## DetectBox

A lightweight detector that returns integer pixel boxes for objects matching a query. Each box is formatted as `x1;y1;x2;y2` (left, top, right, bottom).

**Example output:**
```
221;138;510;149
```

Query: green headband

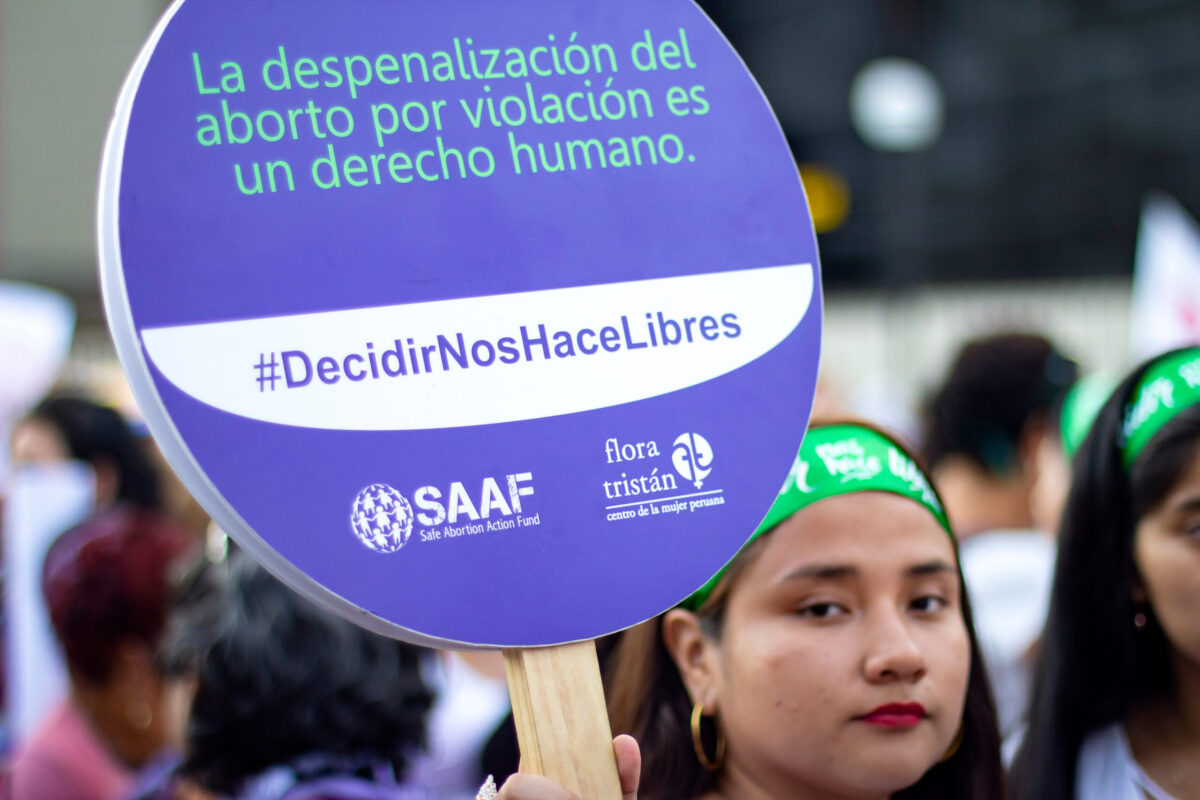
1122;348;1200;467
1060;372;1118;459
680;424;952;611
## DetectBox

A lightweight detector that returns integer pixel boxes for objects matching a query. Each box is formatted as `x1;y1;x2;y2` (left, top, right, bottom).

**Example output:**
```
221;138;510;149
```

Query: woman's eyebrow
780;564;857;582
778;560;957;583
907;560;957;577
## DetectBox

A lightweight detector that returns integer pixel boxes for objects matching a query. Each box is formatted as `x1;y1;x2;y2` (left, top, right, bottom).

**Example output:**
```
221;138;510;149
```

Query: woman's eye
910;595;948;613
798;602;848;620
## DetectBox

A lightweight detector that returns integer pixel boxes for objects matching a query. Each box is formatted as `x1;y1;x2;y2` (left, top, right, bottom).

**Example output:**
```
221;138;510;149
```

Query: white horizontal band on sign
141;263;812;430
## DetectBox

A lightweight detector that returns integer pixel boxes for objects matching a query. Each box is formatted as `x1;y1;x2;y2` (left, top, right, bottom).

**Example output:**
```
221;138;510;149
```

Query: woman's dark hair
1009;350;1197;800
922;333;1078;474
161;552;434;794
42;505;191;683
605;421;1005;800
26;393;161;510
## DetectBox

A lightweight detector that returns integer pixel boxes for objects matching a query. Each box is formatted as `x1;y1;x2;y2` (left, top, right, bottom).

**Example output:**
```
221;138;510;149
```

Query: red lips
859;702;927;728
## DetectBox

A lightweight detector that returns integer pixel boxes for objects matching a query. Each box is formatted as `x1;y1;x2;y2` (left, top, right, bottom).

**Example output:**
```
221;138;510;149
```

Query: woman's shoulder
1074;723;1142;800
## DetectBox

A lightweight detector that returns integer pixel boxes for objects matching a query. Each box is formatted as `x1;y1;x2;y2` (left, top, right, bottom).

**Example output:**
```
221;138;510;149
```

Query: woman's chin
841;739;943;794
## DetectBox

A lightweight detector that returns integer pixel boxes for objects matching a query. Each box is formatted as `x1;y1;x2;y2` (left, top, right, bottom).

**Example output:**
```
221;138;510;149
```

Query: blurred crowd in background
4;1;1200;799
2;319;1192;800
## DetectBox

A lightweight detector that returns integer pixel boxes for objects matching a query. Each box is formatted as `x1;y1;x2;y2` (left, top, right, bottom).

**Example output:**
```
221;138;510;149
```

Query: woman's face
1134;441;1200;672
676;492;971;799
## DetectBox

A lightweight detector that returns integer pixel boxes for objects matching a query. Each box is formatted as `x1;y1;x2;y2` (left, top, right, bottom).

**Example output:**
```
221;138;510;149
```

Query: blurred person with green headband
493;422;1004;800
1011;347;1200;800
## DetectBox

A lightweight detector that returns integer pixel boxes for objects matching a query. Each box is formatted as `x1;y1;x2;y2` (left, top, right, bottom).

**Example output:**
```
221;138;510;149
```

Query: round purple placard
99;0;821;648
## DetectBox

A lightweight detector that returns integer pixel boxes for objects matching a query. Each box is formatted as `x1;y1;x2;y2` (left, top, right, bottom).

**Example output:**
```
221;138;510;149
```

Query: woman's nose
862;610;927;684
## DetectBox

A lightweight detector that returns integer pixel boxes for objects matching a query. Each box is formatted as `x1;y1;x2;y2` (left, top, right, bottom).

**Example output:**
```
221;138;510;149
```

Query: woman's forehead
748;492;957;580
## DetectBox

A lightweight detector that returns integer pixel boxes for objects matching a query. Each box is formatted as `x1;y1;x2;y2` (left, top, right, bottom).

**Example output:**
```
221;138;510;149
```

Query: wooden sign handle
503;640;623;799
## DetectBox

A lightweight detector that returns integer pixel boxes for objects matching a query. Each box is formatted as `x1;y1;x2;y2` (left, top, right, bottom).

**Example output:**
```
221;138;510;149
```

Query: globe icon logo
350;484;414;554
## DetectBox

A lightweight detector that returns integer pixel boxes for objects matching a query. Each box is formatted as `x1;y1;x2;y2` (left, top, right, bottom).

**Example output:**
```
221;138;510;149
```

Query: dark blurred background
696;0;1200;287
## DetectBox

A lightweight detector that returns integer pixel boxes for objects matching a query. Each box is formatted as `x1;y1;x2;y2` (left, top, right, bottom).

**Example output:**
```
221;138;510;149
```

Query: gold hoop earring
690;702;726;772
938;725;963;763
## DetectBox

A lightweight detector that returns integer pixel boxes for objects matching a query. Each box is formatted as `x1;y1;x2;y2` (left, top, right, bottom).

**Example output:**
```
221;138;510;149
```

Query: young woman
499;421;1005;800
1011;347;1200;800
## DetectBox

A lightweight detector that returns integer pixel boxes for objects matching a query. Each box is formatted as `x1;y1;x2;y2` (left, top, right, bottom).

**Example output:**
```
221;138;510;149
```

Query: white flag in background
1130;193;1200;361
